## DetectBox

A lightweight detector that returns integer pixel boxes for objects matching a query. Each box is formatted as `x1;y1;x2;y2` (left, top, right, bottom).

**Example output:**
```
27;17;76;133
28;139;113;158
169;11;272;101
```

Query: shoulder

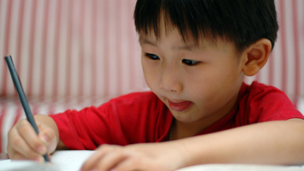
241;81;290;104
244;81;281;93
238;81;303;122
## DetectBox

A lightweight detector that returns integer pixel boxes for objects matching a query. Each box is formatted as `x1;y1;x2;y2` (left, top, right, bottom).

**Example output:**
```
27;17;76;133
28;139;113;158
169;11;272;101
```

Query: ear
242;38;272;76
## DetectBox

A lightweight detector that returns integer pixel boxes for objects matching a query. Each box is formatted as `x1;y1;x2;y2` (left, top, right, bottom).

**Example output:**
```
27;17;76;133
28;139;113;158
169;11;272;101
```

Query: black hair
134;0;279;53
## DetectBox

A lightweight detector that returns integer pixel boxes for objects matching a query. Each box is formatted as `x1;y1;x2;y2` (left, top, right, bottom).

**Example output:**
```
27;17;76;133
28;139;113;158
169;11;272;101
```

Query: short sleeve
49;92;171;150
239;82;304;124
50;102;125;150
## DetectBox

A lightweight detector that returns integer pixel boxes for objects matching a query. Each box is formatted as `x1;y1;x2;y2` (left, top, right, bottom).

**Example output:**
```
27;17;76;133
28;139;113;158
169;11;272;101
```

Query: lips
168;100;193;112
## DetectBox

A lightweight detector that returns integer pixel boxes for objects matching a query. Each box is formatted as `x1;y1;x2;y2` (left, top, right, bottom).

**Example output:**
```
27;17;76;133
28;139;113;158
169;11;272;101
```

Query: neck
169;119;205;140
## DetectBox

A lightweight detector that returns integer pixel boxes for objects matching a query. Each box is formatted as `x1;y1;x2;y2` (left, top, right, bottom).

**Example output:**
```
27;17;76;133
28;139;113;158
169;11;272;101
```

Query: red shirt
50;81;304;150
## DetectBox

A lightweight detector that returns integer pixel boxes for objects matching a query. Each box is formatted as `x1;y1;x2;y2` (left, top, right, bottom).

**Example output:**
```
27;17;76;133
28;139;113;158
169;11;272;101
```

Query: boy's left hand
80;142;187;171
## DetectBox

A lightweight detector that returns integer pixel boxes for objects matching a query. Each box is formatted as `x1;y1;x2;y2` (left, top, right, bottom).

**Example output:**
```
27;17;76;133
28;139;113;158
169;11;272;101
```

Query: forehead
138;31;198;52
138;29;218;50
138;28;240;58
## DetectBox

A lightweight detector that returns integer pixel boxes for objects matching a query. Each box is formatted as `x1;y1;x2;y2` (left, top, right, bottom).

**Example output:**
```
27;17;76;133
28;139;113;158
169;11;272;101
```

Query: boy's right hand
7;118;58;162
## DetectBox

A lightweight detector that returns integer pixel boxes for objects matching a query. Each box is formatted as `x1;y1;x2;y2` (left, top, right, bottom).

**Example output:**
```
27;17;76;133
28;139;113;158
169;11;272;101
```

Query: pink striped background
0;0;303;153
0;0;145;99
0;0;304;99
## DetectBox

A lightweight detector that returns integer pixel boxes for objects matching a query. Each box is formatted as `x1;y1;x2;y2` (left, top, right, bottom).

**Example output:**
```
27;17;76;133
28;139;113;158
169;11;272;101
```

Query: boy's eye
145;53;160;60
182;59;200;66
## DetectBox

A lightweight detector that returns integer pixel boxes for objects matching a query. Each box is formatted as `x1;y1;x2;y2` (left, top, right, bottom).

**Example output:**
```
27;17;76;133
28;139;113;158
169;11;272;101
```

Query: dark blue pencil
4;55;50;162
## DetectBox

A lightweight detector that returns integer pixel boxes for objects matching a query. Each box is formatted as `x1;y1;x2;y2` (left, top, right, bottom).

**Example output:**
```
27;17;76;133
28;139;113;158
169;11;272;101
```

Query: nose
159;64;183;93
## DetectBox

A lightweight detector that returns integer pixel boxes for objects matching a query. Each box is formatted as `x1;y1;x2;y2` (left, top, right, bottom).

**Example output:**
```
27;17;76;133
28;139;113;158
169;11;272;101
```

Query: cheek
141;59;158;89
220;63;243;85
209;58;241;83
186;63;240;100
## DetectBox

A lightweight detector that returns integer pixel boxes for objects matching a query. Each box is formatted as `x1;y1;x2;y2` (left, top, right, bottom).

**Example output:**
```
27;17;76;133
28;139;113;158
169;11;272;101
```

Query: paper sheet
1;151;304;171
0;150;94;171
176;164;304;171
51;150;94;171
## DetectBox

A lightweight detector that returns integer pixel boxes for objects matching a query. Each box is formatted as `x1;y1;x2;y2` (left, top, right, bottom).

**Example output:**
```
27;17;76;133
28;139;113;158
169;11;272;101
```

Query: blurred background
0;0;303;153
0;0;144;99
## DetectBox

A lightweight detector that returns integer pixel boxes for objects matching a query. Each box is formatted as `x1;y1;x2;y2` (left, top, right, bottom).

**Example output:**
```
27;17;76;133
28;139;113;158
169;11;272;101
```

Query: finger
112;158;142;171
9;151;28;161
7;124;20;157
17;120;47;155
37;123;57;153
81;145;114;171
8;126;45;161
115;159;167;171
10;150;44;162
81;145;124;171
95;151;129;171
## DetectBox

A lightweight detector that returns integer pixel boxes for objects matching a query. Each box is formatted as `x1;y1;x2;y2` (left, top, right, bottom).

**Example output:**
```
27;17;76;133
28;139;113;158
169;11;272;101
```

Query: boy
7;0;304;171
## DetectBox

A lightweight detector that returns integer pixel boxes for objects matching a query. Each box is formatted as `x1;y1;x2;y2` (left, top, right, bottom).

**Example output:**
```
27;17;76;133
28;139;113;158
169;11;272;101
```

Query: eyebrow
139;37;197;52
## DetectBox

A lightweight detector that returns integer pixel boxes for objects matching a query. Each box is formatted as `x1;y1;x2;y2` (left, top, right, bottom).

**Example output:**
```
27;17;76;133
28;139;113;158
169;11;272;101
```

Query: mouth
168;100;193;112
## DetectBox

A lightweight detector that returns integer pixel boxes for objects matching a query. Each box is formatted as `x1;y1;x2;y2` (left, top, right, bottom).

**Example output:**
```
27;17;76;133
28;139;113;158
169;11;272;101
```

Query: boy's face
139;24;246;129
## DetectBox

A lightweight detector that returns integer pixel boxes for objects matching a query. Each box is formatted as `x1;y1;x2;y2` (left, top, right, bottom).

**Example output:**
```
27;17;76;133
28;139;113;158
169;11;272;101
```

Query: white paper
176;164;304;171
51;150;94;171
1;151;304;171
0;160;61;171
0;150;94;171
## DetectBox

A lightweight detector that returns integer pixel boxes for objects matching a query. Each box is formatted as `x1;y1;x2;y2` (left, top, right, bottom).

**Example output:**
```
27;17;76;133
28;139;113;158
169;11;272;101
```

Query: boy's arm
180;118;304;166
81;119;304;171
